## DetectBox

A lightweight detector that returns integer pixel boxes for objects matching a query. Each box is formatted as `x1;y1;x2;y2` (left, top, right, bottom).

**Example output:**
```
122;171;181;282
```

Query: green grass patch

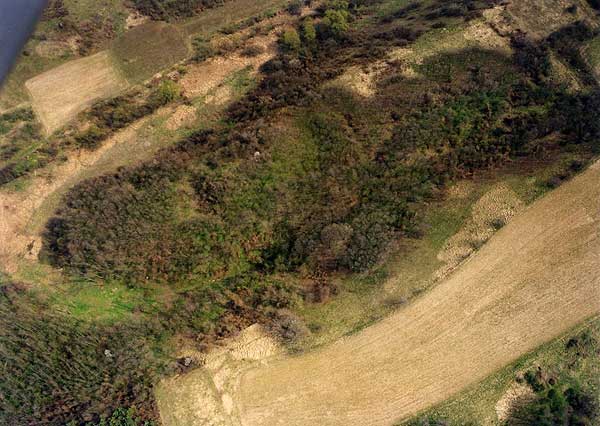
51;281;157;323
401;317;600;426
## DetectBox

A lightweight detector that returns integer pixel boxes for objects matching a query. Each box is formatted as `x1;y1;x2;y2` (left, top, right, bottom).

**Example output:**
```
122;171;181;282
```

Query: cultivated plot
25;51;128;134
111;21;190;83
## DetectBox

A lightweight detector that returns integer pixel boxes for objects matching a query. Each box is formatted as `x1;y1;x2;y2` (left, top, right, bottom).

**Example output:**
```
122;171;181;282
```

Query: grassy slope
181;0;288;37
402;317;600;425
111;22;190;83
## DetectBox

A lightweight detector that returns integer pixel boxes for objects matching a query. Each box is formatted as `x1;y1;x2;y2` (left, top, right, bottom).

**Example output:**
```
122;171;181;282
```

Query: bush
267;309;309;343
302;18;317;43
241;44;265;57
280;28;302;52
75;125;110;149
322;9;350;38
192;39;216;62
287;0;304;15
151;80;182;106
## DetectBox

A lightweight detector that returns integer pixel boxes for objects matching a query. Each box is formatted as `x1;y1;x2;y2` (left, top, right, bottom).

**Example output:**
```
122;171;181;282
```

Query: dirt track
231;160;600;426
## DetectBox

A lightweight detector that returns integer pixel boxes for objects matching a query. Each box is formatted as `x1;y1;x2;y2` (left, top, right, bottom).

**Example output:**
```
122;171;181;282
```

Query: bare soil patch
157;325;283;426
165;105;198;131
180;35;277;98
495;382;536;423
125;11;149;30
25;51;128;134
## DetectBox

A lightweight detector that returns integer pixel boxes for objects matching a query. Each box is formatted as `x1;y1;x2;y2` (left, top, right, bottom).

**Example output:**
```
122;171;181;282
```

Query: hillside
0;0;599;425
230;158;600;426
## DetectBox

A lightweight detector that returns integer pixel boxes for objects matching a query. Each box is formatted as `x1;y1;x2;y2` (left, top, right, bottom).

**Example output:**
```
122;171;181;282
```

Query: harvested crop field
25;51;128;134
112;22;190;83
159;160;600;426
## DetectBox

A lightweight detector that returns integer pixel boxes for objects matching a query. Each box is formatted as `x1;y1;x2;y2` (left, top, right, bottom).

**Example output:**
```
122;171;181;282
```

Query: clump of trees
44;0;600;284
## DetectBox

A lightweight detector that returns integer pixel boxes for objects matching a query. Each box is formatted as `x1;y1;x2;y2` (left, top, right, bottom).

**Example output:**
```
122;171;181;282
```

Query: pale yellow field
25;51;128;134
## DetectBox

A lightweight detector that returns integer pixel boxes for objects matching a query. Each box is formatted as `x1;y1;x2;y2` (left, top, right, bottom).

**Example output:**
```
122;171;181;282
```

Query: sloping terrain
227;159;600;426
2;0;600;424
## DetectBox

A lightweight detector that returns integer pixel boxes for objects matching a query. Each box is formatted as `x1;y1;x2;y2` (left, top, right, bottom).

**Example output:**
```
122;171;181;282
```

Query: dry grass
170;160;600;426
24;51;128;134
111;22;190;83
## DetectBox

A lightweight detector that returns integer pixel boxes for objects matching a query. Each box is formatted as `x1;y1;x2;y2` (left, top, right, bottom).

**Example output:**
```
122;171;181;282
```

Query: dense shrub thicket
508;330;600;426
27;1;600;424
44;0;600;282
